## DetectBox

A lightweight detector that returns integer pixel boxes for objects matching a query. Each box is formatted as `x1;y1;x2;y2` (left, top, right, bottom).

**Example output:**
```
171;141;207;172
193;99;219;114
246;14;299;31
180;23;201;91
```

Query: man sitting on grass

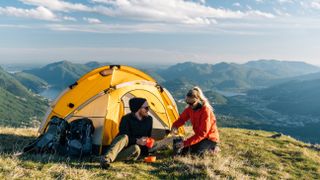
100;97;153;169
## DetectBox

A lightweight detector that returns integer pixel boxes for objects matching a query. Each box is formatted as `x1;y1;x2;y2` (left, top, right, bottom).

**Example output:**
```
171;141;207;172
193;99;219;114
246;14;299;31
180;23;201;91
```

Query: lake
39;88;62;100
215;90;246;97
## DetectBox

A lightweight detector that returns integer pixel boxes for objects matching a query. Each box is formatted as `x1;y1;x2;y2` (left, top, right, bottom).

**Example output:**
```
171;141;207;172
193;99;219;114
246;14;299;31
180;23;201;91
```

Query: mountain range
14;59;320;93
157;60;320;91
1;59;320;143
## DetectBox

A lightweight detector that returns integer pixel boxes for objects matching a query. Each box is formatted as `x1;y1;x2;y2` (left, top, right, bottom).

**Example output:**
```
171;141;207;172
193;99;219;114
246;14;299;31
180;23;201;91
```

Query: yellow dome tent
38;65;183;154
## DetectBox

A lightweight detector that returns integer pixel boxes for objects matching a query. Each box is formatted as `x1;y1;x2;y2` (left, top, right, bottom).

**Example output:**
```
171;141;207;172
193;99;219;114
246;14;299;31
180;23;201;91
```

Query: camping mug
146;137;155;148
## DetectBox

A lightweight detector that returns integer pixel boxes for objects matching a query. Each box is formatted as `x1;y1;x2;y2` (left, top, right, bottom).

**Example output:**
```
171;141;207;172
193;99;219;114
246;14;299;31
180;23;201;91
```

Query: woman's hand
136;137;147;146
171;127;178;135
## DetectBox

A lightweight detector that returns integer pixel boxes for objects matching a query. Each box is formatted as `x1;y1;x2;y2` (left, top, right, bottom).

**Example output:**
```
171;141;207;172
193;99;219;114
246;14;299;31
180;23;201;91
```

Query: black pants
180;139;217;156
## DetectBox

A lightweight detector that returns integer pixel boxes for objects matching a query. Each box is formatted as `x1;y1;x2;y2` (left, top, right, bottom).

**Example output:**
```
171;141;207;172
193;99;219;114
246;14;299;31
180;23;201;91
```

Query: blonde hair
187;86;214;111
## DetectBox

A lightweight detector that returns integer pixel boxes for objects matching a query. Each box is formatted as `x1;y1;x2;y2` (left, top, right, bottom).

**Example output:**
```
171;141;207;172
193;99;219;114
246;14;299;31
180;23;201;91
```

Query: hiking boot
100;156;111;169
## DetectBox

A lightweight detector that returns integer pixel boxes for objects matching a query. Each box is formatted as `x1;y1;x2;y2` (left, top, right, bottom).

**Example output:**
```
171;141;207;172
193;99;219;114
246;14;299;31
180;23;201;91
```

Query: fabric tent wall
39;65;184;148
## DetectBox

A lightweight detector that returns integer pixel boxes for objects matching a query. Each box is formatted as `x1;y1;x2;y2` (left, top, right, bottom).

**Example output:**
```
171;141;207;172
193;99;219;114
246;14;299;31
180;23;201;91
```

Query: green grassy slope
1;126;319;179
0;88;48;127
0;66;48;127
13;72;48;93
0;66;31;97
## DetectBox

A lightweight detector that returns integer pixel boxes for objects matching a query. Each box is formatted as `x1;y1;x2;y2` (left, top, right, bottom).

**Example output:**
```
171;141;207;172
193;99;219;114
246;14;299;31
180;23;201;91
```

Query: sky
0;0;319;65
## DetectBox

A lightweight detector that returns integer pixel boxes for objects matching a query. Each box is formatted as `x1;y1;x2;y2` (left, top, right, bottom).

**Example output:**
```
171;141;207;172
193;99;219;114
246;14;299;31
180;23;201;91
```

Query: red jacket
172;105;219;147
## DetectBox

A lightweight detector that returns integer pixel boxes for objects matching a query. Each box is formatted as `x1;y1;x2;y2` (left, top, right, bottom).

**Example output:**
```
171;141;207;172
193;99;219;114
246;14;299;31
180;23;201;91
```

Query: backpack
23;117;69;154
66;118;94;158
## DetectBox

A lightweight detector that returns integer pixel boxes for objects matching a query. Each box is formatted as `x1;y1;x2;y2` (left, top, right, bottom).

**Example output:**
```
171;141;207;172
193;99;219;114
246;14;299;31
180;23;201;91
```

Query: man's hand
136;137;147;146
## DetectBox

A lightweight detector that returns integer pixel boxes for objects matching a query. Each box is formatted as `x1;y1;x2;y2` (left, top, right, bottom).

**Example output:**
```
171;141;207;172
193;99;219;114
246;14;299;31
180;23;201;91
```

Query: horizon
1;0;320;65
1;59;320;70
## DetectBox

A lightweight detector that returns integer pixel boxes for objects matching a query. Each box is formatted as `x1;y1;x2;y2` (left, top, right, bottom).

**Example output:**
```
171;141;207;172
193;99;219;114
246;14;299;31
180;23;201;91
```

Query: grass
0;126;319;179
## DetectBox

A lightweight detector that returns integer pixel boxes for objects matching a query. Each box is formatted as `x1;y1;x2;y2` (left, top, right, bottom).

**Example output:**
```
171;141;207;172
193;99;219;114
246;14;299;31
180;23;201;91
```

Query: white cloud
278;0;294;4
48;17;311;35
0;24;31;29
246;10;275;18
311;1;320;9
20;0;91;12
233;2;241;7
91;0;274;25
83;17;102;24
0;0;278;32
300;1;320;10
273;8;290;17
13;0;274;25
0;6;58;21
63;16;77;21
47;23;179;33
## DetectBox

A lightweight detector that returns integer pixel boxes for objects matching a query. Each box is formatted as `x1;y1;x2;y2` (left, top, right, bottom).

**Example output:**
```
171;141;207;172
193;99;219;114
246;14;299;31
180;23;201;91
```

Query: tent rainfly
38;65;184;154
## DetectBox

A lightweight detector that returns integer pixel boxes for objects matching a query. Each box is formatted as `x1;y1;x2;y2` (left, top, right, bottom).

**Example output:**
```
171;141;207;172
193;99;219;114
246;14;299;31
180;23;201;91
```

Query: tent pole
99;66;117;155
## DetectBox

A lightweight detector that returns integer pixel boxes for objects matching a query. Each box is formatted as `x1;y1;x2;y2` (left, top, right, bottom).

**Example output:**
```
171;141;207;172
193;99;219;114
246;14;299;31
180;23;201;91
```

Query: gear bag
66;118;94;157
23;117;69;154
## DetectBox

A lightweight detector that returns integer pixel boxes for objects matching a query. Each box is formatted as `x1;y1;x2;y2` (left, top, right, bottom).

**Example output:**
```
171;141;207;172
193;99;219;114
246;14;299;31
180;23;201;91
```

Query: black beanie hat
129;97;147;113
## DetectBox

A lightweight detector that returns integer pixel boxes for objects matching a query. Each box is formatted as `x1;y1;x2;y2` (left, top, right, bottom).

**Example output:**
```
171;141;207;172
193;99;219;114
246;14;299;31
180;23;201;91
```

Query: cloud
273;8;290;17
198;0;206;4
47;23;179;33
278;0;294;4
0;6;58;21
311;1;320;9
12;0;274;25
83;17;102;24
246;10;275;18
0;24;31;29
20;0;91;12
300;1;320;10
91;0;274;25
233;2;241;7
47;17;310;35
63;16;77;21
1;0;278;33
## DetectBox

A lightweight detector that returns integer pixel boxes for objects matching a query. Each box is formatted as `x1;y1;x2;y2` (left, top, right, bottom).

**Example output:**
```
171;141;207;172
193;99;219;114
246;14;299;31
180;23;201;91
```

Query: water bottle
173;136;183;155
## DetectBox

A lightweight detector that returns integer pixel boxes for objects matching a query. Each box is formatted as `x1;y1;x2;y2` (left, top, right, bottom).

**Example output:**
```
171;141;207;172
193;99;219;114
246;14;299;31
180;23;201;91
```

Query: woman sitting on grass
171;86;220;156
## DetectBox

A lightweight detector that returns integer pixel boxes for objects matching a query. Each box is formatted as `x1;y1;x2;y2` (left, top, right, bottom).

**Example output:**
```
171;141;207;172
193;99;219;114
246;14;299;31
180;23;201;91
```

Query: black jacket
118;113;153;154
